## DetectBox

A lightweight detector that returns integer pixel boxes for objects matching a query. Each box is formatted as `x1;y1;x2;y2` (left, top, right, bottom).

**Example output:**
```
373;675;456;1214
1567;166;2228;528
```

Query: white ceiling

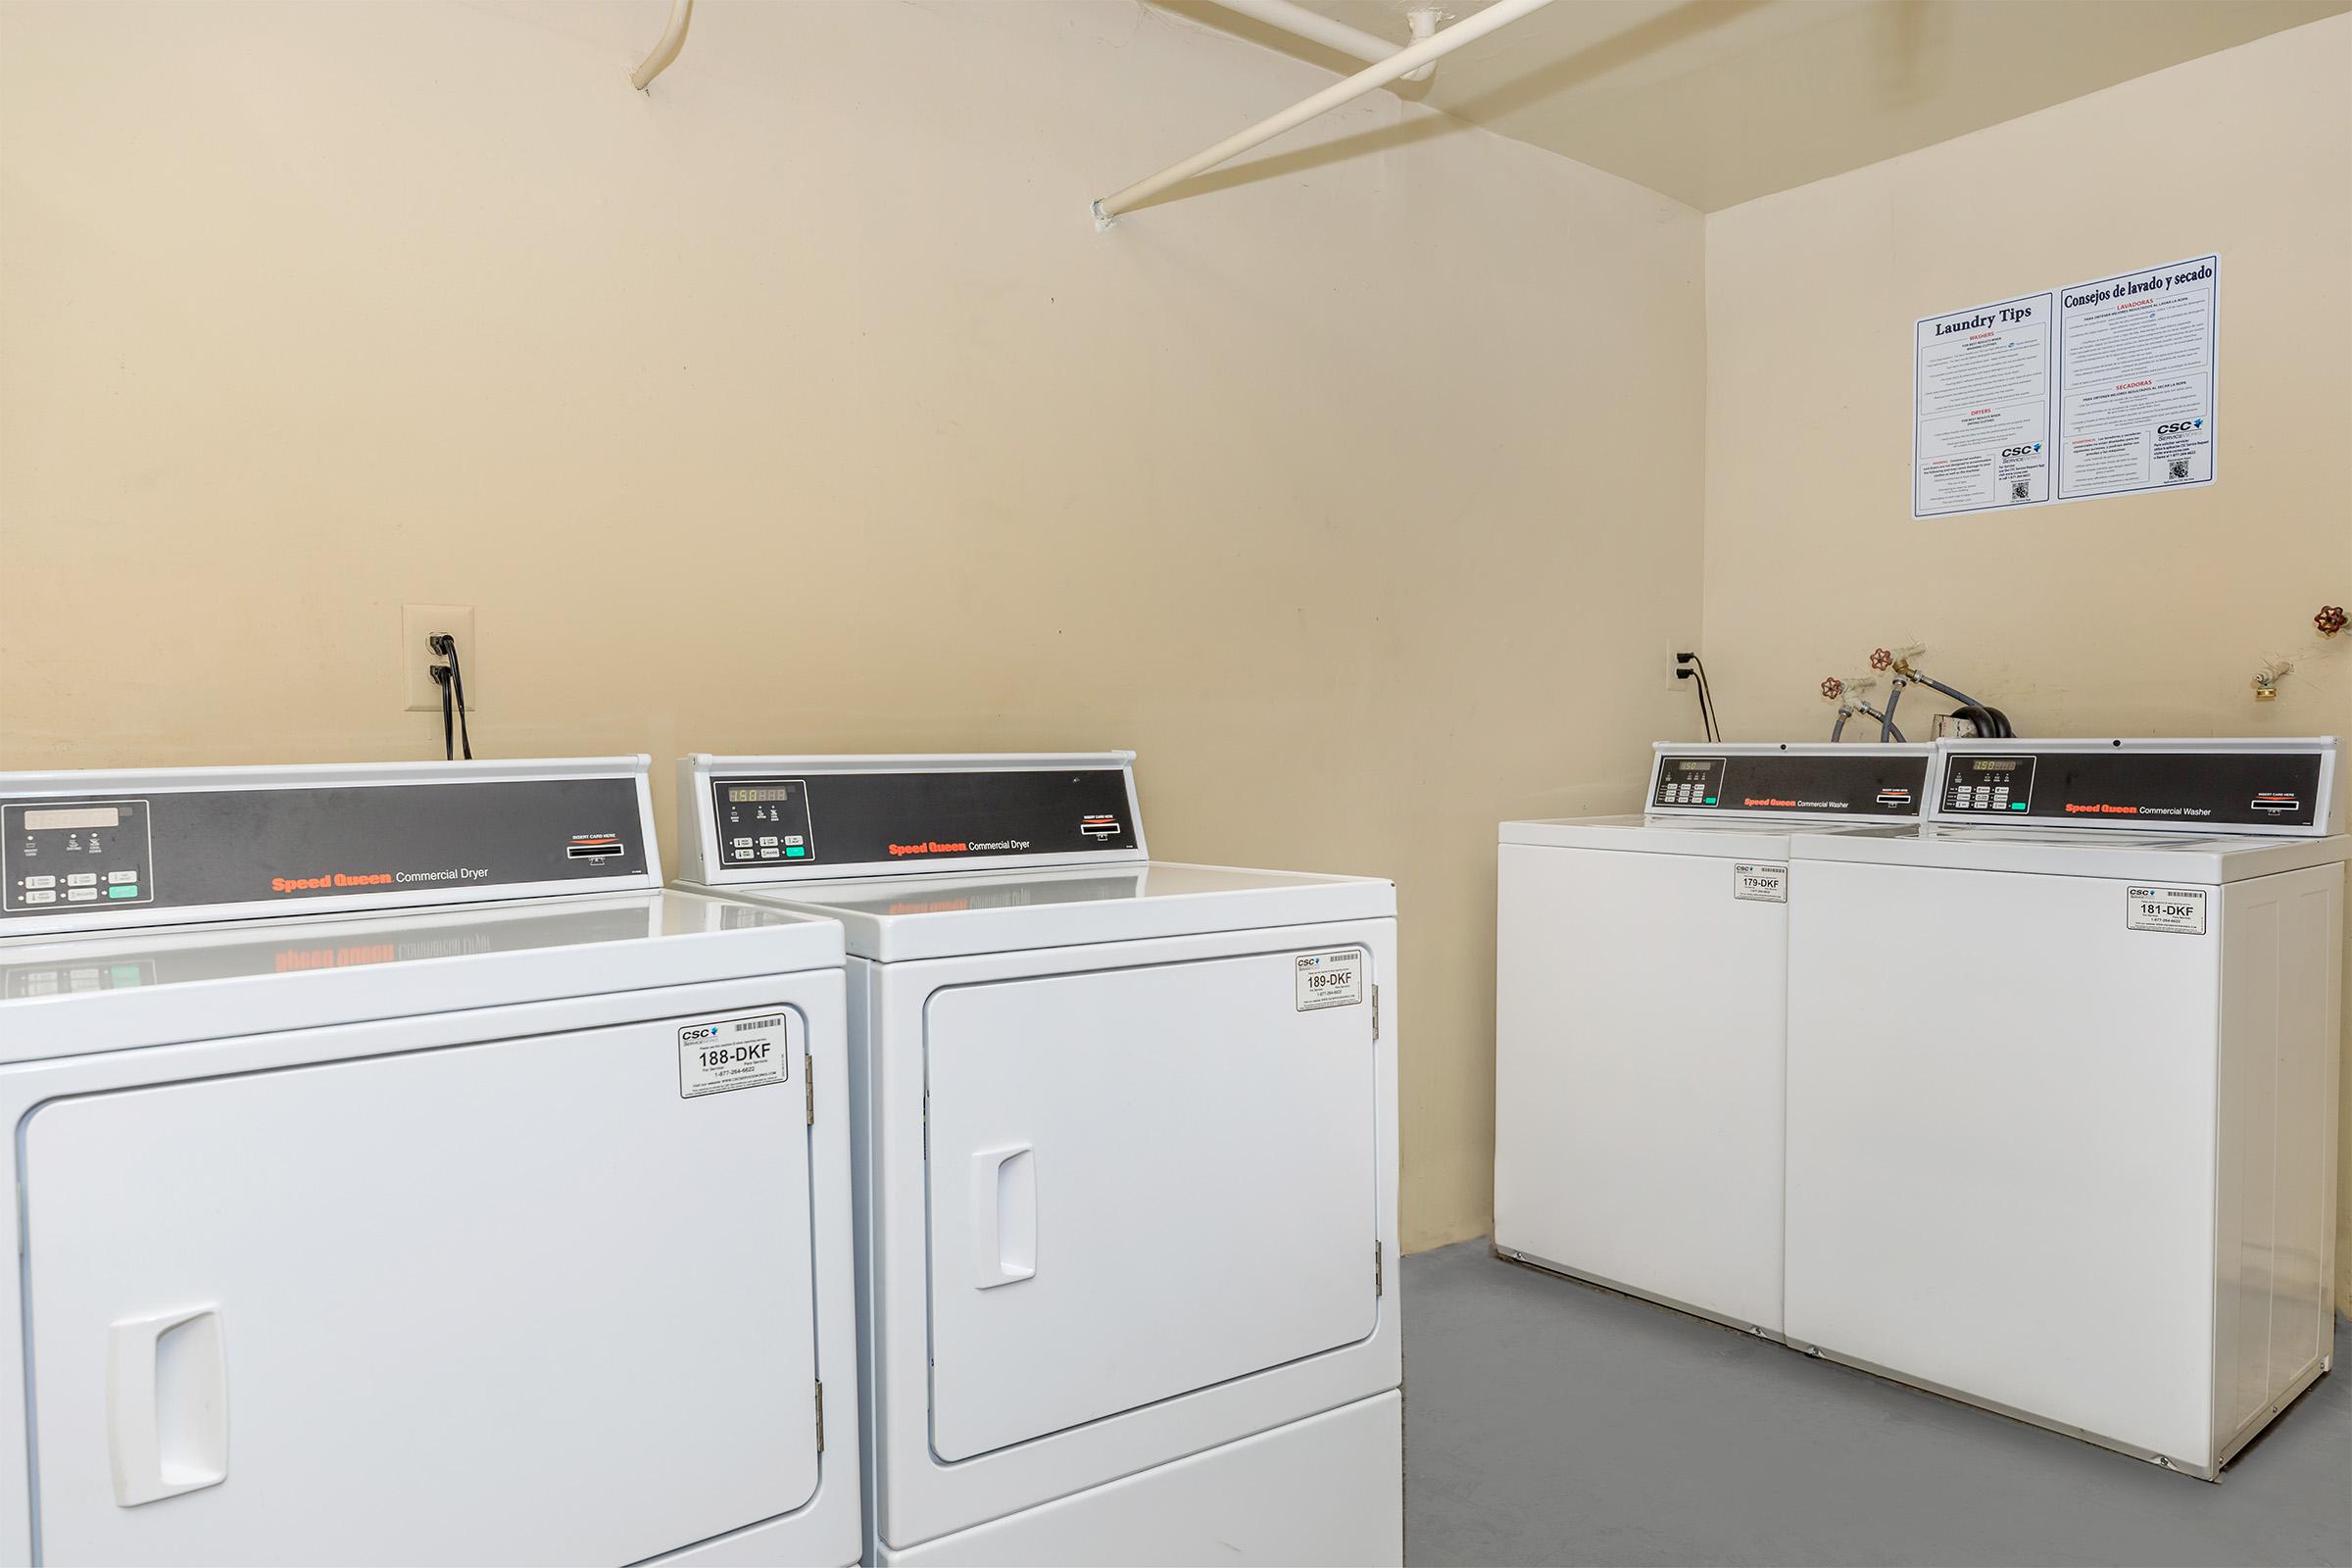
1165;0;2349;211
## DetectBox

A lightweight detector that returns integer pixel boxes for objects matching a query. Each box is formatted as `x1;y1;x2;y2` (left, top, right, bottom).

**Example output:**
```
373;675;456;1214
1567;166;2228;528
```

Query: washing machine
672;753;1401;1567
0;757;860;1566
1786;737;2346;1477
1494;742;1932;1336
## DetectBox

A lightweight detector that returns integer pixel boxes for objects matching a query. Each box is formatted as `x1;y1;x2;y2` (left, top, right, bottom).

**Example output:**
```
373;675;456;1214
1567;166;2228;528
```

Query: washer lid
1501;814;1907;858
0;890;842;1060
1788;822;2352;881
684;861;1393;961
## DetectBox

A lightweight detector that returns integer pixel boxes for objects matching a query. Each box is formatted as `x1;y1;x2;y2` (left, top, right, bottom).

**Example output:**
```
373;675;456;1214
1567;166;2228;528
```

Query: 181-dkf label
2126;887;2207;935
679;1012;792;1098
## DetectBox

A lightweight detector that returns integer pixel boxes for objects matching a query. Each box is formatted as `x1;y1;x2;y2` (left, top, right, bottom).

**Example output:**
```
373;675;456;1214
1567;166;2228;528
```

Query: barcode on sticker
1295;950;1364;1011
679;1013;791;1098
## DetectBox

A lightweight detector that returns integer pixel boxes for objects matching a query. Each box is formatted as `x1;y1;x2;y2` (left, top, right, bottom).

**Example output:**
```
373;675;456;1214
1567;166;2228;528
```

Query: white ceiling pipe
630;0;693;90
1216;0;1441;82
1096;0;1555;224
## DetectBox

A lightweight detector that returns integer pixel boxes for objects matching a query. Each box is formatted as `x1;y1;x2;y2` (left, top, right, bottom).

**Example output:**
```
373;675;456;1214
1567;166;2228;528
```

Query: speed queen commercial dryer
1786;737;2347;1477
0;757;859;1566
675;753;1400;1566
1494;743;1931;1336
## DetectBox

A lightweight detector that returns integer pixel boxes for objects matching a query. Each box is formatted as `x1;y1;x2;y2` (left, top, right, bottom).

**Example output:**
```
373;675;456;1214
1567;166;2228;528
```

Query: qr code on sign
2010;479;2031;502
2168;459;2191;480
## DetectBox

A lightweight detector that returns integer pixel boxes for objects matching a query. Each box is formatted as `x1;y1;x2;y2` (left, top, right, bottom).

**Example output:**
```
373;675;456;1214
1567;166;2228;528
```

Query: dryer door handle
107;1305;229;1507
972;1145;1037;1290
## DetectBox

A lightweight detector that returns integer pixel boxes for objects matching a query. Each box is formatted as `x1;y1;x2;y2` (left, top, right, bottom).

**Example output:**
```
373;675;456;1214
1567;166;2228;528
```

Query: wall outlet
402;605;481;712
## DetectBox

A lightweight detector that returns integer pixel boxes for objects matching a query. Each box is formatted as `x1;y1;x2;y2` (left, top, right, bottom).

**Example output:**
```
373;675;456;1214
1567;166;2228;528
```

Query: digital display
22;806;120;831
1973;760;2020;772
1676;760;1712;772
728;786;795;803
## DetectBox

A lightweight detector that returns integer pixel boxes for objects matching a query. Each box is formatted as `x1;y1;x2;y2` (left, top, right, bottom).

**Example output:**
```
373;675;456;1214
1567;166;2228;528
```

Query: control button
107;886;139;900
22;875;53;890
22;890;55;905
784;835;804;847
785;846;808;858
107;869;137;884
67;888;98;902
759;836;779;847
760;847;782;858
731;837;754;849
67;873;96;887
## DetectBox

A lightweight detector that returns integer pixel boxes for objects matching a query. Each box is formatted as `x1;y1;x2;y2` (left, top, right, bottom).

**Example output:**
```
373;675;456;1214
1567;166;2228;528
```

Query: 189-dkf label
1295;949;1365;1011
679;1012;793;1098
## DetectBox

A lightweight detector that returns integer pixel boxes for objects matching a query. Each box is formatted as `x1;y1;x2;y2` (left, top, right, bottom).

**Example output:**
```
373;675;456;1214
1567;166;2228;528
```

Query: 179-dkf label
679;1012;792;1098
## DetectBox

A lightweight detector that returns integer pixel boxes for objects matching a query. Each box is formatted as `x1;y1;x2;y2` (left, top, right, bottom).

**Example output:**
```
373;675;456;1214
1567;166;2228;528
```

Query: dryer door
21;1004;821;1567
923;948;1379;1461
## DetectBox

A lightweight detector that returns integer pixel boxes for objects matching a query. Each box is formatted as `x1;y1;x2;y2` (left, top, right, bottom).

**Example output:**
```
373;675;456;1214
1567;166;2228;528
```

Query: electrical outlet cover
402;605;480;712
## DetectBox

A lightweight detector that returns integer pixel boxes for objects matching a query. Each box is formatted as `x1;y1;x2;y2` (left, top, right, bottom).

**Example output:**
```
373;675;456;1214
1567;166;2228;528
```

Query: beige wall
1702;17;2352;1307
0;0;1708;1252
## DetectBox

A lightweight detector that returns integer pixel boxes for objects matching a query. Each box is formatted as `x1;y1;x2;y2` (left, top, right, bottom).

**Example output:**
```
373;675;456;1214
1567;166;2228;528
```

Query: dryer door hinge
1372;984;1382;1040
1375;1240;1385;1297
814;1379;825;1451
804;1051;815;1126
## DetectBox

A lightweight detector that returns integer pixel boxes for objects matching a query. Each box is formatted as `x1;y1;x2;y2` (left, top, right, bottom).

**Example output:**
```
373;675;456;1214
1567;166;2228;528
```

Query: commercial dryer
1494;742;1932;1336
0;757;860;1566
1786;737;2346;1477
674;753;1400;1567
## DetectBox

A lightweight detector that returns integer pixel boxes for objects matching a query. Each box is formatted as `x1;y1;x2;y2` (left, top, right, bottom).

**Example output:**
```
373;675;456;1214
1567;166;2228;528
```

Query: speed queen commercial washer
0;757;859;1565
1786;737;2346;1476
1494;743;1931;1336
675;753;1400;1566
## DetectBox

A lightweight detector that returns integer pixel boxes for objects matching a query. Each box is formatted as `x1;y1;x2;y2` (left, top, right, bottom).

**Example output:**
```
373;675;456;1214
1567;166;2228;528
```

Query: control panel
4;799;154;912
1932;744;2333;831
1942;756;2035;816
714;779;816;867
694;758;1143;879
0;767;654;928
1648;748;1930;820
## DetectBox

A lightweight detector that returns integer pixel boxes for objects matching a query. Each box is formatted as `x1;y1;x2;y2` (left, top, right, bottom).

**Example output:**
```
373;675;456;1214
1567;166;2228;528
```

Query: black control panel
1651;751;1929;817
1;798;154;912
710;767;1137;872
1;776;647;920
1937;748;2328;829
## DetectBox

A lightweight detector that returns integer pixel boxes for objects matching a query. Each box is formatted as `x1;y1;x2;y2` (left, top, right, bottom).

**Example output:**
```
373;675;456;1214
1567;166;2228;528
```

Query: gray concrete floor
1401;1240;2352;1567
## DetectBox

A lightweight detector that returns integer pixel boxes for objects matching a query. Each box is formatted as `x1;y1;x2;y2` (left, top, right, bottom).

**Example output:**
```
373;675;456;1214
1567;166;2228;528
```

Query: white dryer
673;753;1401;1567
1786;737;2347;1477
0;758;860;1566
1494;743;1932;1336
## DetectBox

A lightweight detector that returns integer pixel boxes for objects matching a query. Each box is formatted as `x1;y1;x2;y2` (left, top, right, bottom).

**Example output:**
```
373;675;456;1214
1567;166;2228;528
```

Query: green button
785;846;808;858
2010;803;2028;810
107;885;139;899
1703;797;1717;805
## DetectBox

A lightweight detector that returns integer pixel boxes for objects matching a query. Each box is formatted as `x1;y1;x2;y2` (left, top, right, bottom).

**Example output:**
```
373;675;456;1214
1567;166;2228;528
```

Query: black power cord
428;634;473;760
1676;652;1723;743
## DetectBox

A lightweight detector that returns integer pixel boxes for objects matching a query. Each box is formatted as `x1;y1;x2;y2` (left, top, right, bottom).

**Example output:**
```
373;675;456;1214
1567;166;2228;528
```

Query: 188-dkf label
679;1012;792;1098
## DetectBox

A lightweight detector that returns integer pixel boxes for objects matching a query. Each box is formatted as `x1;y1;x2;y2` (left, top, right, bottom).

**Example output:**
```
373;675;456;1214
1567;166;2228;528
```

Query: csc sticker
1295;950;1364;1011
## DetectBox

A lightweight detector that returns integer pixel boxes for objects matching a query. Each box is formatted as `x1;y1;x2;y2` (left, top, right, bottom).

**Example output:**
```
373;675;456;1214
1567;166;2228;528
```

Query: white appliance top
1790;822;2351;882
1502;741;1932;855
676;752;1392;958
0;758;842;1058
0;888;842;1060
683;861;1393;962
